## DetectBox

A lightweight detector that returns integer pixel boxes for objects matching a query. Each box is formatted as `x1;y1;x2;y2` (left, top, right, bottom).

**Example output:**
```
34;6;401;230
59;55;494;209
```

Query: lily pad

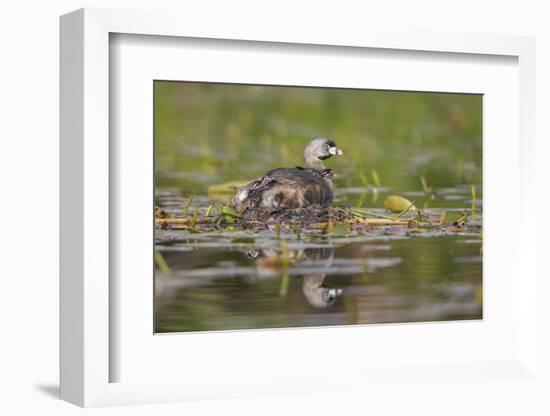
384;195;417;213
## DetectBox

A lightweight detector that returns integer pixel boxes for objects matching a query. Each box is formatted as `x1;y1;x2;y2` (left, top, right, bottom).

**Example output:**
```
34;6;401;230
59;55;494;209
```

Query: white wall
1;1;548;415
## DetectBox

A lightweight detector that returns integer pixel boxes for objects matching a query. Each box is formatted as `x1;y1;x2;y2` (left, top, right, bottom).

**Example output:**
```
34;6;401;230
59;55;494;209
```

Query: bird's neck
304;157;325;170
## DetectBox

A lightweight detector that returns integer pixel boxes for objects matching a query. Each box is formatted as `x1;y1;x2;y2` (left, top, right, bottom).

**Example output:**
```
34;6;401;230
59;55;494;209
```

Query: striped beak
329;146;343;156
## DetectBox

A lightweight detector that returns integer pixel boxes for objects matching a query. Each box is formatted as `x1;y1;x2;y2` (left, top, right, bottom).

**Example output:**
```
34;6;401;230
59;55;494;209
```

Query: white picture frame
60;7;538;408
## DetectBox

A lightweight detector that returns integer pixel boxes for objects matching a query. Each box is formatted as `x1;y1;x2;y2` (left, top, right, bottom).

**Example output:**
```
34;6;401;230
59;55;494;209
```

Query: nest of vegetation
239;205;350;226
155;204;426;236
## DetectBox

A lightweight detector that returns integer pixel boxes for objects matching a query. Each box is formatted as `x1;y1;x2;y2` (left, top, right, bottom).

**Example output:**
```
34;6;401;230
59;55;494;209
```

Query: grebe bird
232;137;343;212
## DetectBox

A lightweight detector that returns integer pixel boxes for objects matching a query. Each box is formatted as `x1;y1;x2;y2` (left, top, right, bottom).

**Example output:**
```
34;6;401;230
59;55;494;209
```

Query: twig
471;185;477;220
155;217;216;226
350;208;398;220
183;196;193;217
420;176;432;194
397;200;417;217
355;218;410;226
371;169;381;188
312;218;409;227
154;251;171;274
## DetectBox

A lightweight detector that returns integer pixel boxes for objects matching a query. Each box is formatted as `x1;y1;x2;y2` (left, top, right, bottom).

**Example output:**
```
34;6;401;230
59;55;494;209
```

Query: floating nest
239;205;349;226
155;204;421;234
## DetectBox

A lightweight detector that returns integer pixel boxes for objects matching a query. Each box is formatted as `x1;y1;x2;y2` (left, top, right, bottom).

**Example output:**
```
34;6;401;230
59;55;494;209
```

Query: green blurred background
154;81;482;201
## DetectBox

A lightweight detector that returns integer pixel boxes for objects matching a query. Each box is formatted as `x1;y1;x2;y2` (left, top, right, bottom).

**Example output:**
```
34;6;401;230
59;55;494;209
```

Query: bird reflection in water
246;246;343;308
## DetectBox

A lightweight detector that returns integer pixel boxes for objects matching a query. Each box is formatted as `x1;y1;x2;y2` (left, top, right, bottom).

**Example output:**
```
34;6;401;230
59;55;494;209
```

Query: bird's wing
266;168;325;187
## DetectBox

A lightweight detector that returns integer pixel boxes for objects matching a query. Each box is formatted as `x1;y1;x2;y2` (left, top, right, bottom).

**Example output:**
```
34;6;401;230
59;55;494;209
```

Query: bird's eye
323;144;330;150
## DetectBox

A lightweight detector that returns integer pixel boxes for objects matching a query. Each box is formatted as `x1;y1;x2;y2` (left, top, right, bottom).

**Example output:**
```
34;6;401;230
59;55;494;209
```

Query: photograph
154;81;483;333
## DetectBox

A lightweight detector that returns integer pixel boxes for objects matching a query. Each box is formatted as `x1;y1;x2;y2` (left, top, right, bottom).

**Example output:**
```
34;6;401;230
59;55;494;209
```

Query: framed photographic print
60;8;539;408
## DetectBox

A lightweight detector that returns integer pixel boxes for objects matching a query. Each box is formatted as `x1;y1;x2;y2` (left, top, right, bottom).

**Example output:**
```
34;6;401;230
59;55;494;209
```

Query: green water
154;81;482;333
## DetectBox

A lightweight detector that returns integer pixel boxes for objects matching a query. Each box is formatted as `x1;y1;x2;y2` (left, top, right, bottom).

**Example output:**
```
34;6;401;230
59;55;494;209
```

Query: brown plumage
232;137;343;212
